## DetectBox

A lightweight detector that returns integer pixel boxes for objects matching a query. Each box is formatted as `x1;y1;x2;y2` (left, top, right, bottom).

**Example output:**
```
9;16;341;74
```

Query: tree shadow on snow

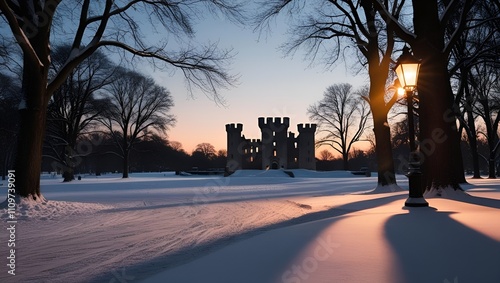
87;194;406;283
384;207;500;283
454;194;500;209
451;187;500;209
428;188;500;210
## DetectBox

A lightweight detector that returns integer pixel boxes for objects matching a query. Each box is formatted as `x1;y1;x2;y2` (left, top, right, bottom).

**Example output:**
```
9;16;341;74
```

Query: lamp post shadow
384;207;500;283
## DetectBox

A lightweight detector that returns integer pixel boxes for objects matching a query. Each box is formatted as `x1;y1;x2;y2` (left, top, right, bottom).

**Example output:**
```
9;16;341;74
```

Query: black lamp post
394;46;429;207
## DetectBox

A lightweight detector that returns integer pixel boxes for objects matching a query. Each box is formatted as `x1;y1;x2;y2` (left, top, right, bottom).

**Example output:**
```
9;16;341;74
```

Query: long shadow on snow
385;207;500;283
430;185;500;210
87;193;406;283
452;194;500;209
455;184;500;209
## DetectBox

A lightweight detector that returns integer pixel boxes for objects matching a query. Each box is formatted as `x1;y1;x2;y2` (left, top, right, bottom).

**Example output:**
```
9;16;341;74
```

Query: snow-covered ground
1;170;499;283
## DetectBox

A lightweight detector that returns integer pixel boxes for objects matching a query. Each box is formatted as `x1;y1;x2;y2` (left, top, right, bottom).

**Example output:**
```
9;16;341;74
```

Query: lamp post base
405;197;429;207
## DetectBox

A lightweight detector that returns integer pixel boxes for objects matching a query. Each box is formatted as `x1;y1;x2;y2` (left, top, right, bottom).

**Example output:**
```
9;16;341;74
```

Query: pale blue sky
146;13;368;154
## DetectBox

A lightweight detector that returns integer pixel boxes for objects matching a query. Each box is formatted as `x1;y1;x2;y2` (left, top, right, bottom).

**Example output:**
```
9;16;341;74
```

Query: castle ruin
226;117;316;172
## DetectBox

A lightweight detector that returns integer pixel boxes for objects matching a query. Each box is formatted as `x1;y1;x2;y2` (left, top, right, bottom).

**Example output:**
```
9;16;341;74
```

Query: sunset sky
142;11;368;154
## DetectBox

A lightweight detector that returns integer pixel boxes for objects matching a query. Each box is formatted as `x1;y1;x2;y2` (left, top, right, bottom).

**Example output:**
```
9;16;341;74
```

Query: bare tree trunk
14;58;50;199
412;0;464;191
123;144;129;178
453;131;467;183
61;146;76;182
342;154;349;170
488;158;496;179
373;112;397;185
62;171;75;182
464;87;481;178
62;168;75;182
476;86;497;179
367;56;398;187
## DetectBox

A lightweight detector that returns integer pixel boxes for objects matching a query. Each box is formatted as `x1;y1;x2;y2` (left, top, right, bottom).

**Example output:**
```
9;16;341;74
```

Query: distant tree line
39;135;227;177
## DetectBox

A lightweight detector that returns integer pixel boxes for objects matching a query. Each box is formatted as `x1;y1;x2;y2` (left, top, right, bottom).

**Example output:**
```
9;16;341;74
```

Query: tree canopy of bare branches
308;83;371;170
44;45;115;182
100;68;176;178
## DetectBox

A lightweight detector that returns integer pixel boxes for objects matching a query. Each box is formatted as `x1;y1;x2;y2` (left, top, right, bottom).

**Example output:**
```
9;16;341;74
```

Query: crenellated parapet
225;123;243;133
297;123;317;133
258;117;290;130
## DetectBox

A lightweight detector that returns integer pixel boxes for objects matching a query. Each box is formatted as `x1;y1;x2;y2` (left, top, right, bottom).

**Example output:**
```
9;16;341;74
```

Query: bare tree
0;0;243;200
472;63;500;178
44;45;114;182
217;149;227;158
168;141;184;152
450;0;500;179
194;143;217;160
318;149;335;161
100;68;176;178
308;83;371;170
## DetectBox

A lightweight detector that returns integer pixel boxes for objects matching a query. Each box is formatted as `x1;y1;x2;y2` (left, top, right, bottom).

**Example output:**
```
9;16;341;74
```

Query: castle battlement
298;123;317;133
225;123;243;132
258;117;290;130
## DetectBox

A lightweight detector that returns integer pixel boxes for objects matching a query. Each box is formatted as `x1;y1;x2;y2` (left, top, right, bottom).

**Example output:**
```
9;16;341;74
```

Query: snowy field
1;170;499;283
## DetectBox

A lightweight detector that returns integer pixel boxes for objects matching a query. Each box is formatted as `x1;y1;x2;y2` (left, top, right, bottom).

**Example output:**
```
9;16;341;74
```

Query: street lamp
394;46;429;207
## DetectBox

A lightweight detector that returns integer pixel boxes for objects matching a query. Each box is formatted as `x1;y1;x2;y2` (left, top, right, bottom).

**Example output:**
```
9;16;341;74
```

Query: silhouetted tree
348;149;370;170
473;64;500;178
308;83;371;170
100;69;176;178
318;149;335;161
169;141;184;152
214;149;228;168
0;0;243;200
449;1;500;179
44;46;114;182
188;144;229;170
194;143;217;159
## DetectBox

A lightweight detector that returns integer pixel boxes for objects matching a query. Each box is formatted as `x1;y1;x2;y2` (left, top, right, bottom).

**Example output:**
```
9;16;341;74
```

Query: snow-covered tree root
0;194;47;208
1;194;112;220
0;194;48;219
424;186;469;199
364;184;405;194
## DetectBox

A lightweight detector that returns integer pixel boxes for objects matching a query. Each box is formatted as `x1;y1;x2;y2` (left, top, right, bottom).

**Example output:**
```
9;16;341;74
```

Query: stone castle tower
225;123;244;173
226;117;316;172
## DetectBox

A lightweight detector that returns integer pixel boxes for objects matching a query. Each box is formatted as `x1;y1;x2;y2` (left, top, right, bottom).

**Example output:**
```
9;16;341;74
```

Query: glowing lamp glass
394;46;421;91
395;62;420;91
